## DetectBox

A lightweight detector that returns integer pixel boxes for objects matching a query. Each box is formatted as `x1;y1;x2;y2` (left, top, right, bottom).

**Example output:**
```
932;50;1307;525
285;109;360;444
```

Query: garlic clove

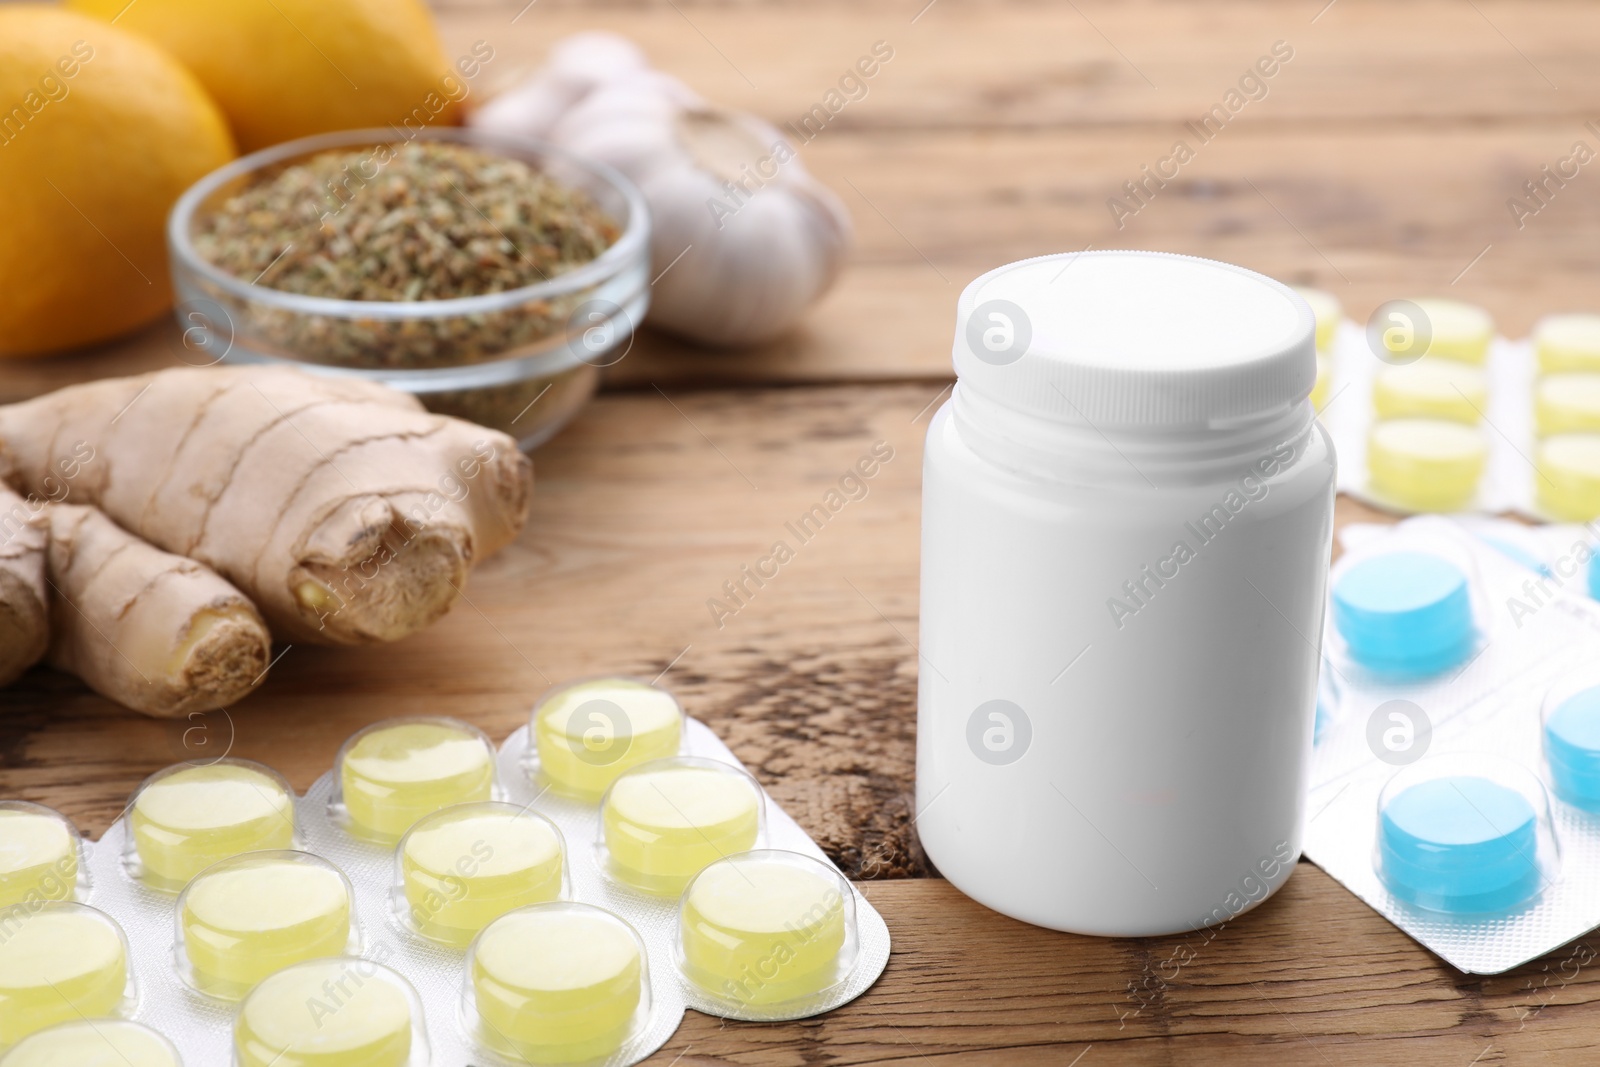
641;152;848;346
472;32;650;139
550;74;701;178
545;31;649;81
651;108;849;346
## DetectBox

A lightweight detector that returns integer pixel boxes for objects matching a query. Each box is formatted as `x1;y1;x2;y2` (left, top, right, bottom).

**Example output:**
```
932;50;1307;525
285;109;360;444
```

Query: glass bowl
167;126;650;451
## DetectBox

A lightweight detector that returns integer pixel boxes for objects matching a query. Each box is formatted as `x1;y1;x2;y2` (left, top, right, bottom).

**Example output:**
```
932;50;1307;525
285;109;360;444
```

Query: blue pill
1332;551;1475;677
1546;685;1600;809
1379;775;1541;913
1589;551;1600;601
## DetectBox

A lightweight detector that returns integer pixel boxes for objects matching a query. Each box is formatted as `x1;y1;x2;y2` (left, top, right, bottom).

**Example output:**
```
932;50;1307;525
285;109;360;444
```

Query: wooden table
6;1;1600;1062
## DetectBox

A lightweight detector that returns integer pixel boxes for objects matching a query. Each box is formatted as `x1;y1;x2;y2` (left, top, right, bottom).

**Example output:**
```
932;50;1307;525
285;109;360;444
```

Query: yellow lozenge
1372;359;1488;424
0;805;77;908
339;719;495;844
235;958;415;1067
1535;374;1600;437
0;1020;181;1067
678;851;852;1008
179;852;352;1000
1295;287;1341;353
602;760;761;895
1368;419;1488;512
1384;298;1493;364
472;904;644;1064
0;904;128;1047
400;803;564;948
1537;435;1600;521
533;679;683;800
129;761;295;891
1535;313;1600;374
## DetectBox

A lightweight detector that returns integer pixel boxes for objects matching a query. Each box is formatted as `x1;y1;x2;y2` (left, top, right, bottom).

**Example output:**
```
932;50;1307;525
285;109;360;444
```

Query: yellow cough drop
534;680;683;800
340;720;495;844
131;763;295;891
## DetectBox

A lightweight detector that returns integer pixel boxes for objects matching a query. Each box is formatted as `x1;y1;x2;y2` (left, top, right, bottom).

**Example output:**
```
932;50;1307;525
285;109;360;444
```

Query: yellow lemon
69;0;465;153
0;6;235;356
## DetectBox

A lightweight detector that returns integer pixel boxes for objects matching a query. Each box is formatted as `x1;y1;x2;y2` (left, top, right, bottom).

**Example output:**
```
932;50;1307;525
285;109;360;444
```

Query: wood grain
647;873;1600;1066
0;382;1392;864
7;3;1600;395
0;383;937;876
13;117;1600;397
2;1;1597;1061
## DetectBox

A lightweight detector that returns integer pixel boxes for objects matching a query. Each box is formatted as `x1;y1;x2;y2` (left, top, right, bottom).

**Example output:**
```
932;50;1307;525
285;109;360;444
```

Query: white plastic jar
917;251;1335;936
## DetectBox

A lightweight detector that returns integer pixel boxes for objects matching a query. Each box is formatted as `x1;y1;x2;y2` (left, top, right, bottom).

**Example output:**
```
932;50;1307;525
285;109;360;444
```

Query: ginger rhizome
0;367;533;646
46;504;272;717
0;486;48;686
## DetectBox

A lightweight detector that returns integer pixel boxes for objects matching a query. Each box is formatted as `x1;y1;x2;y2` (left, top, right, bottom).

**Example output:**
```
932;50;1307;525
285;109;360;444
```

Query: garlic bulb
472;37;851;348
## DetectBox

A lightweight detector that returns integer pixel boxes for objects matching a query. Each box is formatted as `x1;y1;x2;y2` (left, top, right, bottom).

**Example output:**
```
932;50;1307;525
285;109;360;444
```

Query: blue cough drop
1545;685;1600;809
1378;775;1541;913
1333;551;1475;678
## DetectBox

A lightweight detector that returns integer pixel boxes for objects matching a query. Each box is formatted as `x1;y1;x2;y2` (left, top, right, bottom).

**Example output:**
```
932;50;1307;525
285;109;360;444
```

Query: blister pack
1306;515;1600;972
1309;296;1600;522
0;677;890;1064
1456;515;1600;604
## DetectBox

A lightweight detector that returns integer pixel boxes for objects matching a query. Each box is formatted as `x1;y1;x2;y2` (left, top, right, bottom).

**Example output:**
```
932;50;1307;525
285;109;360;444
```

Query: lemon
69;0;464;153
0;7;235;357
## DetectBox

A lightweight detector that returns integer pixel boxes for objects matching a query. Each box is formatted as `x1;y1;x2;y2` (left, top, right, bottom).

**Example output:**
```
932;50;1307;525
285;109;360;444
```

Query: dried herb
197;141;615;302
189;141;619;373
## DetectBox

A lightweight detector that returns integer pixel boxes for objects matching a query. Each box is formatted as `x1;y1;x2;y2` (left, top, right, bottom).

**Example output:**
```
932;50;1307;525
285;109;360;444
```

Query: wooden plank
6;3;1600;393
643;873;1600;1065
9;119;1600;396
0;381;1398;867
437;0;1600;130
2;1;1594;1059
0;383;937;874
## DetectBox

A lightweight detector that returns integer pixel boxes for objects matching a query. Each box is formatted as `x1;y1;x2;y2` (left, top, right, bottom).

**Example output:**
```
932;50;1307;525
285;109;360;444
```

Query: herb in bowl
191;141;618;368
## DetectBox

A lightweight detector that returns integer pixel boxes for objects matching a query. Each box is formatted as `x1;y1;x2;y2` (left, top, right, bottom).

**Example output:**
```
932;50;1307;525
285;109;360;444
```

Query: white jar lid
952;250;1316;427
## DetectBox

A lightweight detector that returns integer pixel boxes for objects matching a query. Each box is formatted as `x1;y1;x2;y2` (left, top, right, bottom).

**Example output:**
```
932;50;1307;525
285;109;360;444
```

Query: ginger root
0;486;48;686
0;367;533;645
45;505;273;717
